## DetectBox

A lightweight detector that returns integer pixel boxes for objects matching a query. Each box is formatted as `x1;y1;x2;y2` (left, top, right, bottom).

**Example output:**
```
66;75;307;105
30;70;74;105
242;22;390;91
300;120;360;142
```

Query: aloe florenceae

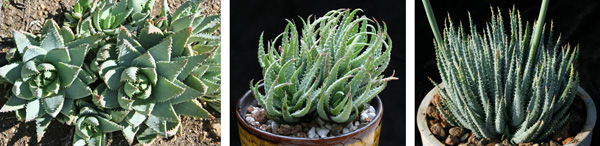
0;19;94;141
251;9;396;124
423;0;579;143
93;24;215;144
73;101;123;146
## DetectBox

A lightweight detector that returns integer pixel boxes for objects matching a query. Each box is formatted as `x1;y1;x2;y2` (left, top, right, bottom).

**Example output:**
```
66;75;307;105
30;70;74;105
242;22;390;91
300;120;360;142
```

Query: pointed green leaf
44;47;71;63
35;114;53;142
21;61;39;78
60;26;75;43
42;95;64;117
0;96;29;112
12;80;35;100
13;31;39;52
118;40;142;66
132;52;156;68
156;60;186;81
173;100;213;119
40;20;65;50
68;44;90;66
22;46;48;62
170;27;192;57
0;62;24;83
98;117;123;132
26;99;43;122
126;111;146;127
145;115;167;137
65;78;92;99
103;67;125;90
173;54;209;81
136;126;158;144
147;38;172;62
151;102;180;122
55;62;81;87
154;77;185;102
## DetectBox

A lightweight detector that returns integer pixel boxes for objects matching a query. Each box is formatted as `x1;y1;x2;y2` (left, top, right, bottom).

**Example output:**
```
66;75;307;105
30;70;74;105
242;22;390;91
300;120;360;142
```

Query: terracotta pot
417;83;597;146
236;84;383;146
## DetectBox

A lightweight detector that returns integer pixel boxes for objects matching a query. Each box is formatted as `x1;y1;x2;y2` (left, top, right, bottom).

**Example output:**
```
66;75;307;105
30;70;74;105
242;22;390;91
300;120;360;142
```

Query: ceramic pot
236;85;384;146
416;84;597;146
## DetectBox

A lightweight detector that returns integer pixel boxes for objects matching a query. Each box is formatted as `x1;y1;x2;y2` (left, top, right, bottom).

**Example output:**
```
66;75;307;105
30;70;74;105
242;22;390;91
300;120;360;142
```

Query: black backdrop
415;0;600;145
231;0;405;145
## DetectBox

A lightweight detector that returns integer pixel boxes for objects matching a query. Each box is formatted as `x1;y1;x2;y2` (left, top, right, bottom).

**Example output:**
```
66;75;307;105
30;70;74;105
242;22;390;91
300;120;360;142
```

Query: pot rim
416;83;597;145
236;84;384;142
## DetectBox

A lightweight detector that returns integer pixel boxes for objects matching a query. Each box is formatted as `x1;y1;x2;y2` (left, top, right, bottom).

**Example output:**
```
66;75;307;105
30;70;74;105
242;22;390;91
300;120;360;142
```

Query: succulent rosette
92;24;214;145
72;101;123;146
0;20;94;141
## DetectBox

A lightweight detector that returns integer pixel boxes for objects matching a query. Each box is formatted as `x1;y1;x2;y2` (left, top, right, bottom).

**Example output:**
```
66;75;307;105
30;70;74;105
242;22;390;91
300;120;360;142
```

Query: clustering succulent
423;0;579;144
251;9;396;124
0;20;94;140
0;0;220;145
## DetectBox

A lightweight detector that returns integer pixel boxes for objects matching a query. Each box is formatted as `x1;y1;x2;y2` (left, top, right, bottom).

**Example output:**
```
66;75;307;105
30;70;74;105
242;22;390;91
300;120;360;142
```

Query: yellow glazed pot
236;85;383;146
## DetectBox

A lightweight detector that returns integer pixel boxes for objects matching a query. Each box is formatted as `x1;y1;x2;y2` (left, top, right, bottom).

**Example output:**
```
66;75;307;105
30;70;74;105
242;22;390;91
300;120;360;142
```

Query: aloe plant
73;101;123;146
251;9;396;124
67;0;156;36
423;0;579;143
92;24;215;145
153;0;221;55
0;19;95;141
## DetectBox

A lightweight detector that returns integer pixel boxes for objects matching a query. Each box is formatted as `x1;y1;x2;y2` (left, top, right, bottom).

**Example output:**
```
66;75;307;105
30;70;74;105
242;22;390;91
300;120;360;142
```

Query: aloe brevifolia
0;19;95;141
65;0;156;36
93;24;214;145
251;9;396;124
422;0;579;143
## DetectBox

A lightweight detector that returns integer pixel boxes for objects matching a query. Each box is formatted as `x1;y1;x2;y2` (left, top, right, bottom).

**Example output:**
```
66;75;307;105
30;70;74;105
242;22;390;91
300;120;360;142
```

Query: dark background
231;0;405;145
415;0;600;145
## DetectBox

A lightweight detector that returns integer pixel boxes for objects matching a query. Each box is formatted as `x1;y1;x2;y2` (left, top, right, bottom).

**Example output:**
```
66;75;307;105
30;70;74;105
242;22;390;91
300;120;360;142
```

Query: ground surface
0;0;221;145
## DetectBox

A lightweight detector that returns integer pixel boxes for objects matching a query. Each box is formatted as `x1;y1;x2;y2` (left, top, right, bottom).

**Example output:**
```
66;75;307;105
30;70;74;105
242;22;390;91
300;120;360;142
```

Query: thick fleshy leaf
0;96;29;112
40;20;65;50
60;26;75;43
131;98;155;115
145;115;167;137
117;26;145;52
103;67;125;90
122;124;139;145
118;40;142;66
65;34;99;48
60;98;75;116
172;15;194;32
126;111;146;127
156;60;186;81
151;102;179;122
173;100;213;119
136;126;158;144
26;99;44;122
55;62;81;87
42;95;64;117
68;44;90;66
13;81;35;100
138;24;164;48
132;52;156;68
173;54;209;81
98;117;124;132
35;114;53;142
44;47;71;63
13;31;39;52
97;88;120;109
169;79;203;104
147;38;172;62
0;62;24;83
65;78;92;99
22;46;48;62
21;61;39;78
138;68;158;85
169;27;192;57
120;67;138;82
99;60;118;76
154;77;184;102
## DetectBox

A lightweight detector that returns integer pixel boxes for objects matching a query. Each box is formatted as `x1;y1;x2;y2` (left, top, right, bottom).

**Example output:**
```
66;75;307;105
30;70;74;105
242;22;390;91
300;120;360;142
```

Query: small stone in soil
325;124;332;129
501;139;512;146
292;125;302;134
562;137;574;145
430;123;446;138
259;124;271;132
475;138;488;146
252;110;268;123
317;128;330;138
308;127;316;138
342;128;349;134
449;127;464;137
549;140;560;146
518;142;533;146
445;135;459;145
277;124;293;135
298;132;307;138
458;144;474;146
331;125;344;136
247;105;254;113
427;105;440;120
460;133;469;142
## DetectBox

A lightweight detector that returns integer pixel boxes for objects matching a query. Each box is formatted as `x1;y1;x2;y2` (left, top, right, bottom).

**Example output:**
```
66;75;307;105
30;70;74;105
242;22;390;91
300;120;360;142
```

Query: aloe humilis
423;0;579;143
0;19;94;141
251;9;396;124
